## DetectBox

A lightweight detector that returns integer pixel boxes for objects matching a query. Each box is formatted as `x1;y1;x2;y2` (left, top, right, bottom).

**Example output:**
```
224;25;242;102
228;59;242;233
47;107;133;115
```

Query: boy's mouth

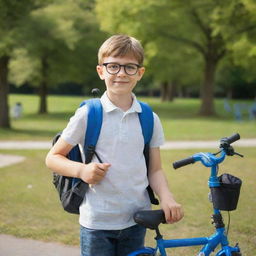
113;81;129;84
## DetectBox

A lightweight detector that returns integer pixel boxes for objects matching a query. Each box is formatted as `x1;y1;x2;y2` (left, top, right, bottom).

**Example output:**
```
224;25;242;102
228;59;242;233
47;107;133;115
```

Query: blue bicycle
129;134;243;256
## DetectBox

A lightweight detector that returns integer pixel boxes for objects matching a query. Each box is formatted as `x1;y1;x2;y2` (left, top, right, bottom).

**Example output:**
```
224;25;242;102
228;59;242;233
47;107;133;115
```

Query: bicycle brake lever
234;152;244;157
213;150;221;156
224;145;235;156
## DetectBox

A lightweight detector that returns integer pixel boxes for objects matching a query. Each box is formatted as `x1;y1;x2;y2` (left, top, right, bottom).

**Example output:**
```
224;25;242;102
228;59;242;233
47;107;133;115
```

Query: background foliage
0;2;255;254
1;0;256;127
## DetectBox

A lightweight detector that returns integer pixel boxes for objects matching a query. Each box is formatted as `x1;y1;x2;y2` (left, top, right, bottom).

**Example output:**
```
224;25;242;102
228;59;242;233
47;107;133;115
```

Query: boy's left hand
161;195;184;224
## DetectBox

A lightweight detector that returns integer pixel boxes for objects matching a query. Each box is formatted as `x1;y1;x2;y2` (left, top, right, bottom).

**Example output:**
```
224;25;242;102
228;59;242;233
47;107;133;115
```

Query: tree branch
236;25;256;35
217;48;226;61
165;33;206;55
190;8;211;40
146;25;206;55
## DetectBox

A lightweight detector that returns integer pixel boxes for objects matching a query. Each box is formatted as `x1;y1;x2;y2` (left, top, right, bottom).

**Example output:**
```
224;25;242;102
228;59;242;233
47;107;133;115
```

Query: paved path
0;138;256;150
161;138;256;149
0;154;26;168
0;138;255;168
0;234;80;256
0;141;52;150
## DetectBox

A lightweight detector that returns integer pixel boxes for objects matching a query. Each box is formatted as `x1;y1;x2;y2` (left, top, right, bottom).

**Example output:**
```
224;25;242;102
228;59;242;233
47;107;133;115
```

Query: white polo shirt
61;92;165;230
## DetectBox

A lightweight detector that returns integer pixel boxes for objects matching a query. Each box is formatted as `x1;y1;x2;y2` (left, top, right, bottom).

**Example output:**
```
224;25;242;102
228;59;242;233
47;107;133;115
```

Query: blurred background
0;1;255;255
1;0;256;129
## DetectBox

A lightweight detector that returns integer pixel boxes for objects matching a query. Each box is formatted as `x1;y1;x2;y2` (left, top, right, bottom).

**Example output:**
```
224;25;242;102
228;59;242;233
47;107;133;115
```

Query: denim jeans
80;224;146;256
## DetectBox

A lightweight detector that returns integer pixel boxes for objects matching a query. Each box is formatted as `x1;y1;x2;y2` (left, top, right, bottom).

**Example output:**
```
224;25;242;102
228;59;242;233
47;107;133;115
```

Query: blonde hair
98;35;144;65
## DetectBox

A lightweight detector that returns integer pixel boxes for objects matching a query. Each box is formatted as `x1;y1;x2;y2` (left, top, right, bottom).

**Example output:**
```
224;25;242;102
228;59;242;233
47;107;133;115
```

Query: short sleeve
149;113;165;148
61;105;88;146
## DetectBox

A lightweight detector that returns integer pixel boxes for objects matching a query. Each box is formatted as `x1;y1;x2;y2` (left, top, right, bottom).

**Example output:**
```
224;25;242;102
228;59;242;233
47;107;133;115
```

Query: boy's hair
98;35;144;65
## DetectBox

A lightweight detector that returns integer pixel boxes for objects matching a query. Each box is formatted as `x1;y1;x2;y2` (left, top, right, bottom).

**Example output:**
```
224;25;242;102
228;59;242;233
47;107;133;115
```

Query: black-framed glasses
102;62;141;76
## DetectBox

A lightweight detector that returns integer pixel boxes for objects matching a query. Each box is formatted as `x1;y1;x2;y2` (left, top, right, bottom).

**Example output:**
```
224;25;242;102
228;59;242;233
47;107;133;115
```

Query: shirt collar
100;91;142;113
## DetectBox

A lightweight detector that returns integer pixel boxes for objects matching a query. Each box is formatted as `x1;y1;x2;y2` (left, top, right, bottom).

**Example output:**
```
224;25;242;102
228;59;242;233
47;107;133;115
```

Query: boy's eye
108;64;119;70
126;64;137;70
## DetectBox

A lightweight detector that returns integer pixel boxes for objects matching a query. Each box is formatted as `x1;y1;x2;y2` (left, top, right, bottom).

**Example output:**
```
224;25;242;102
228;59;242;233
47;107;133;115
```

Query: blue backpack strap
138;101;154;145
71;98;102;186
81;98;103;163
138;101;159;205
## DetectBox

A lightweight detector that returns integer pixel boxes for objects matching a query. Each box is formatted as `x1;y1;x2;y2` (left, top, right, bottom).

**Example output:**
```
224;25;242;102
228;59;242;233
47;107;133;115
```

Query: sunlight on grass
1;94;254;256
0;148;255;255
3;94;255;141
0;150;79;245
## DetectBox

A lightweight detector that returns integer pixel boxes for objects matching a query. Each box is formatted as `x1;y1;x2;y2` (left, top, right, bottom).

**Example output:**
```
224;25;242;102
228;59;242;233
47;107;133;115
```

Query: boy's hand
161;194;184;224
79;162;111;184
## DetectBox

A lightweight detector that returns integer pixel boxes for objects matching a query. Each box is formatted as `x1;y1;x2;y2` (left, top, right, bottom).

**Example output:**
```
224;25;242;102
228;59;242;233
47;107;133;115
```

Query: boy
46;34;183;256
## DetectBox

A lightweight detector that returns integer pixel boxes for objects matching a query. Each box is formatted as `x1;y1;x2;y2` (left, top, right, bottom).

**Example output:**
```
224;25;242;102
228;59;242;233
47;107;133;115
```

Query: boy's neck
106;91;133;111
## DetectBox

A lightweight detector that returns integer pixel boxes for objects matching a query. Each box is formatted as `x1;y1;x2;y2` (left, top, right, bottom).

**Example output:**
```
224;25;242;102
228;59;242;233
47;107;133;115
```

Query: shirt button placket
120;114;128;142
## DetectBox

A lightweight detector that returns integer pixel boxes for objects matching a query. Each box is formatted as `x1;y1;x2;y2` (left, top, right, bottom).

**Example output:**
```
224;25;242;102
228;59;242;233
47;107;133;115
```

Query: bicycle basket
210;173;242;211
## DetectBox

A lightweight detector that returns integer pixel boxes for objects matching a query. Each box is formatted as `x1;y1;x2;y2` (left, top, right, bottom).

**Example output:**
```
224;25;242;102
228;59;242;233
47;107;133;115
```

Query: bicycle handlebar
221;133;240;145
173;157;195;169
172;133;241;169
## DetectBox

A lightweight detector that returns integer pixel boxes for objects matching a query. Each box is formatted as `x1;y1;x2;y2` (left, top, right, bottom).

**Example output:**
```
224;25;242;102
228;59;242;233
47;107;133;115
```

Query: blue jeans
80;224;146;256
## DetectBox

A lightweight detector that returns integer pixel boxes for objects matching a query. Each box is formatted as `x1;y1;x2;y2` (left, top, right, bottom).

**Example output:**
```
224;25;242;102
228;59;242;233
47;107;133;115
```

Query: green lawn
0;148;255;255
1;94;255;141
1;94;255;255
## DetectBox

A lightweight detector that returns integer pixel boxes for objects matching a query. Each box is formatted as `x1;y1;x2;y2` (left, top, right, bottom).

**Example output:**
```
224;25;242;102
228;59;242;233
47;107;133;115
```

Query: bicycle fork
155;211;237;256
198;210;240;256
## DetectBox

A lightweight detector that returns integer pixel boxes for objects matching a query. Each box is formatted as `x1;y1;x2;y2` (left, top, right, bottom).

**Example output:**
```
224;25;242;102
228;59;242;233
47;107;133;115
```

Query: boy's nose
117;66;126;76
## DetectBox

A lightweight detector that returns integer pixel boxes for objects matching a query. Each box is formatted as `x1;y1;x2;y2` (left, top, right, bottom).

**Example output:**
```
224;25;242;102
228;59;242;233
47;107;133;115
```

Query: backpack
52;98;159;214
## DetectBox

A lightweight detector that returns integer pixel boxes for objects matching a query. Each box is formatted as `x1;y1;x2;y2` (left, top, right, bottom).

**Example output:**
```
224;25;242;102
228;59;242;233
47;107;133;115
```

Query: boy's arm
45;138;110;184
148;147;184;224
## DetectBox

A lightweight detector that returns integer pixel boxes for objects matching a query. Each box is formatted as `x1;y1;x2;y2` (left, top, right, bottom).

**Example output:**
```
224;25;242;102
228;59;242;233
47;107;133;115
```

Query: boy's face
96;55;145;97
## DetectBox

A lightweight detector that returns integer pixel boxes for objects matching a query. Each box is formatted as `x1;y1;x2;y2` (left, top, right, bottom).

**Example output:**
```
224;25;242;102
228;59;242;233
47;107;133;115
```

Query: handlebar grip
225;133;240;144
173;157;195;169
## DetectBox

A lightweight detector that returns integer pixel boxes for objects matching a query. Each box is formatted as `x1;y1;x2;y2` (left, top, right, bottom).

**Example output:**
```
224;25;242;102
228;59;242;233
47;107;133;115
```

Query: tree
95;0;255;115
11;0;103;113
10;0;104;114
216;56;256;99
144;39;202;101
212;1;256;76
0;0;35;127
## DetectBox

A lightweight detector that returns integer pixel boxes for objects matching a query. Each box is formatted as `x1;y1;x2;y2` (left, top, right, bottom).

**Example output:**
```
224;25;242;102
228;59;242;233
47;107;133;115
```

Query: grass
2;94;82;140
0;150;79;245
0;148;255;255
144;97;256;140
1;94;255;254
1;94;255;141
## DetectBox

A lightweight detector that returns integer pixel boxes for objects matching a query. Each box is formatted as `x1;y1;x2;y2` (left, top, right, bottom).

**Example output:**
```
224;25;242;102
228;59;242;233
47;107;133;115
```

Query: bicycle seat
133;209;166;230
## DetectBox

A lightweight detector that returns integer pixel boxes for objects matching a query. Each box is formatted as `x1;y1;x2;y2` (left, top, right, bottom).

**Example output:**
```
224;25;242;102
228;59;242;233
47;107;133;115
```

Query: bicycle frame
129;229;240;256
129;149;241;256
152;220;240;256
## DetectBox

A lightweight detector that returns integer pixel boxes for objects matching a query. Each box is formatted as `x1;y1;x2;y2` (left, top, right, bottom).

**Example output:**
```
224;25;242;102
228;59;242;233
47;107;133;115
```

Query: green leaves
9;49;41;87
0;0;34;55
9;0;104;88
212;0;256;70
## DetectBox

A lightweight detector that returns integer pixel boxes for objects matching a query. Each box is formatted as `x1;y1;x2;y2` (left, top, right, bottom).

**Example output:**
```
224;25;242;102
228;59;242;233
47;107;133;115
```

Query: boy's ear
96;65;105;80
137;66;145;81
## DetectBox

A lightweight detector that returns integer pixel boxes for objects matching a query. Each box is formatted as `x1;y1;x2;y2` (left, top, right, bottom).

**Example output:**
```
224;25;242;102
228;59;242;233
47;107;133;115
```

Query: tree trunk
161;81;175;101
148;88;154;97
199;57;217;116
226;88;233;99
0;55;10;128
38;56;48;114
